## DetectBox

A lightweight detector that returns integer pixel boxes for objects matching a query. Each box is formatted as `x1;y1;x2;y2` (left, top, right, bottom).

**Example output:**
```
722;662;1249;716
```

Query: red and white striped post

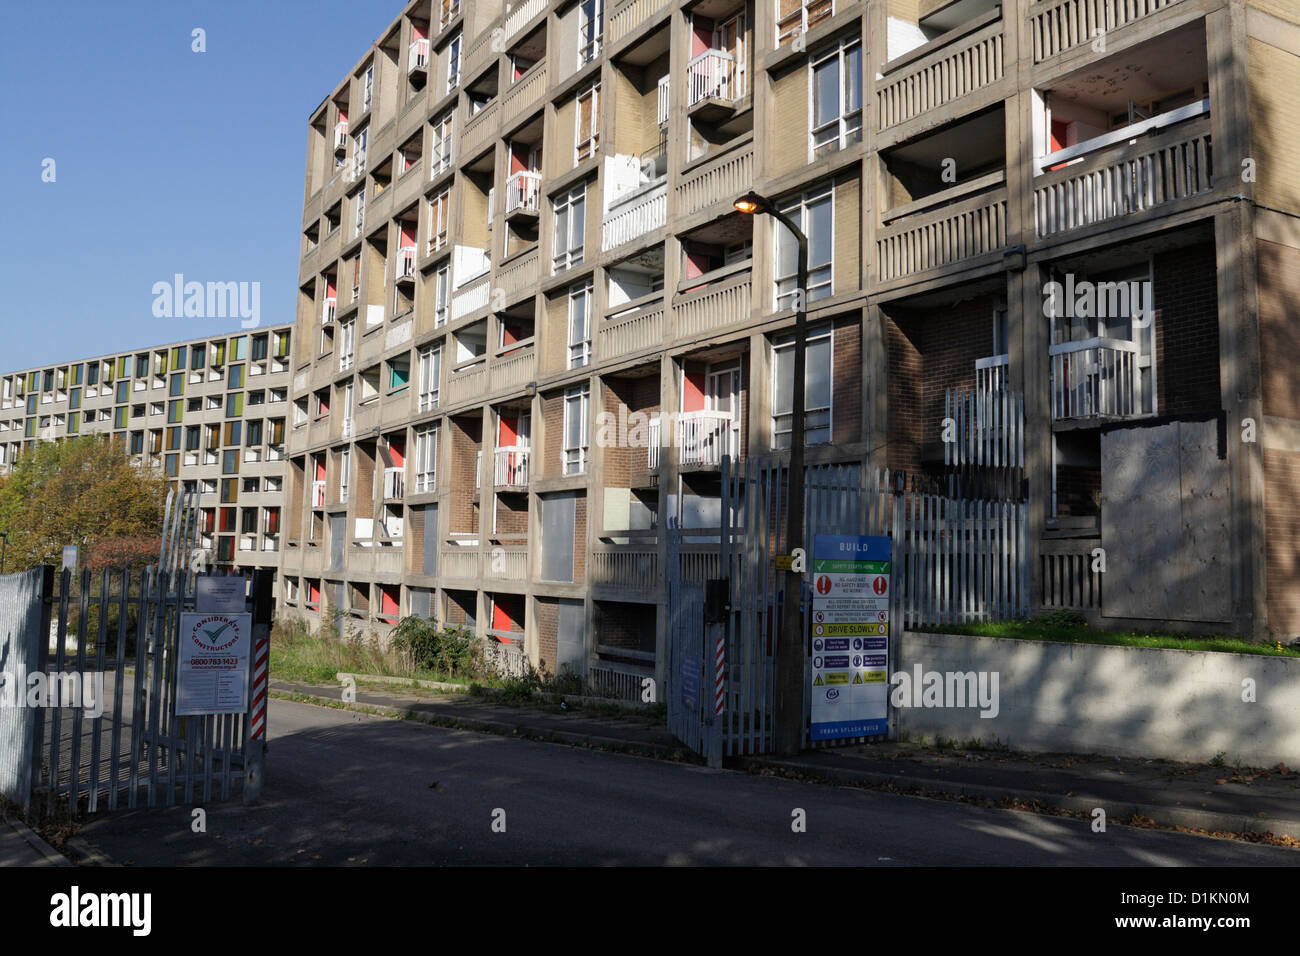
714;633;725;716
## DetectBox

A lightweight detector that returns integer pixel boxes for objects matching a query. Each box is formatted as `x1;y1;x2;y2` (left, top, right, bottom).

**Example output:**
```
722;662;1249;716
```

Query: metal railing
311;480;327;508
1050;338;1141;421
506;170;542;214
383;466;405;500
408;38;429;73
394;246;416;281
601;182;667;252
322;297;336;325
687;50;744;107
677;411;737;467
657;74;670;126
975;354;1008;394
494;446;529;486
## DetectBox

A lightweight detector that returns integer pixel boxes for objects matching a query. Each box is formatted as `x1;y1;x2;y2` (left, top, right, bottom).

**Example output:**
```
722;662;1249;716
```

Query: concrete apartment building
0;325;295;581
279;0;1300;686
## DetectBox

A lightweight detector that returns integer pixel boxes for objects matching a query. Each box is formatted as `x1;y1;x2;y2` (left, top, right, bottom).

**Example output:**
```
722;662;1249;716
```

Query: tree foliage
0;435;169;572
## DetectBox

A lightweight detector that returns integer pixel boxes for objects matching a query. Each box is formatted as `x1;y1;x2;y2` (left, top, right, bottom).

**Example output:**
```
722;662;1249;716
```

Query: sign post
808;534;890;741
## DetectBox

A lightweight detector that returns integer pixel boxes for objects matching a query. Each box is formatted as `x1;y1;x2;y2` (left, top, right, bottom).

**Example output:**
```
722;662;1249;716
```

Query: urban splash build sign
809;535;890;741
176;612;252;716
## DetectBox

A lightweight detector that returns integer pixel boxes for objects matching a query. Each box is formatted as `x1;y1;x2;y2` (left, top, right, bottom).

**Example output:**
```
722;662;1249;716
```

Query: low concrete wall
898;631;1300;766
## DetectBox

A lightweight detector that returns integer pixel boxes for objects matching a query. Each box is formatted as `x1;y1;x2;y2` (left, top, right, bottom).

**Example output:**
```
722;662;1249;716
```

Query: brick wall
1257;240;1300;421
832;318;862;446
444;588;475;627
885;295;995;475
594;600;654;654
1153;243;1221;416
1264;449;1300;638
493;493;529;535
449;417;480;534
354;443;376;519
535;597;559;676
1249;38;1300;216
574;493;587;583
542;390;564;478
1056;464;1101;517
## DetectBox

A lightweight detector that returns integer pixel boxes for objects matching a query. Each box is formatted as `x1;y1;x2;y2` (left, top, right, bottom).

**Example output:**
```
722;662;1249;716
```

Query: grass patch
920;611;1300;658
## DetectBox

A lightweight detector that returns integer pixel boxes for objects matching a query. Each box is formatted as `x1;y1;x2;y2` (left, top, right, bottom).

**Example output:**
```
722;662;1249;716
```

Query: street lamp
734;190;807;757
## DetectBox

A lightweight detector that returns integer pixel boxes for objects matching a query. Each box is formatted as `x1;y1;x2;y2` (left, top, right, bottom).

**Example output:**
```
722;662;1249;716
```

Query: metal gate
662;455;1029;760
0;490;270;818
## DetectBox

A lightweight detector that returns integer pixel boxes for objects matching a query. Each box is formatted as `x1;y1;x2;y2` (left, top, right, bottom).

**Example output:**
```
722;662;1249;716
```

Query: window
418;346;442;411
226;392;244;418
363;64;374;113
771;325;833;448
775;185;833;310
251;334;269;362
339;319;356;371
186;426;201;451
777;0;833;46
552;184;587;273
434;263;450;326
191;346;206;371
447;32;462;92
431;112;454;174
354;188;366;238
415;425;438;493
575;84;600;163
429;189;451;253
169;373;184;397
246;419;264;446
168;399;183;424
563;386;589;476
225;421;243;446
810;39;862;159
115;381;130;404
228;364;245;390
567;281;592;369
339;446;351;504
578;0;603;66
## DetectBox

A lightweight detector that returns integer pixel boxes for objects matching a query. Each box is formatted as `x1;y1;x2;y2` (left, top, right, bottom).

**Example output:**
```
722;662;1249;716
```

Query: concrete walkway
273;677;1300;845
0;816;69;866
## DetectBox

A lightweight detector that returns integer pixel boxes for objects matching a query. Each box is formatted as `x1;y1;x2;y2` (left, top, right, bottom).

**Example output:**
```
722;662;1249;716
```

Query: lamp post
735;190;807;757
0;532;7;575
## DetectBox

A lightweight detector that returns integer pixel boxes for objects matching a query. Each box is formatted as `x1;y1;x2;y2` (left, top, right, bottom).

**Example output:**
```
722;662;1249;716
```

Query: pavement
0;815;69;867
274;676;1300;845
63;695;1300;865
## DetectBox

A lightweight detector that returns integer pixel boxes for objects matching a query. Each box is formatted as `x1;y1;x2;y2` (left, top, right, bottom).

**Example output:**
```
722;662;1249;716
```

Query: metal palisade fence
663;454;1029;759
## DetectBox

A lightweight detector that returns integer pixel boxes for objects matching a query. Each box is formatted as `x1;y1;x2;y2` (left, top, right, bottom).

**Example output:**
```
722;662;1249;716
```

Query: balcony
1049;338;1141;423
494;446;529;487
395;246;417;283
600;292;664;362
461;99;498;161
440;541;482;579
322;297;337;325
501;63;547;129
333;121;348;155
876;181;1008;283
590;541;659;590
498;247;539;305
312;480;327;508
676;137;752;222
451;273;490;323
602;181;667;252
657;75;670;128
446;364;486;406
383;466;405;500
486;545;529;579
491;346;536;393
609;0;671;47
408;38;429;74
648;415;660;472
876;11;1004;133
686;51;746;121
1031;0;1186;63
505;0;545;43
677;411;738;468
505;171;542;217
1033;109;1212;240
673;264;751;340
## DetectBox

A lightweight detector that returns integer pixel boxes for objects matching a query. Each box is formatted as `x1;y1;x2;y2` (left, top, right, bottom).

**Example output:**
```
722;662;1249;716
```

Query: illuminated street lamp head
733;191;769;215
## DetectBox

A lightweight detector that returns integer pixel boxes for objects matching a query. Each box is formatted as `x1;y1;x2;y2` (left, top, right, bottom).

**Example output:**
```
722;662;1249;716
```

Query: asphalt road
70;698;1300;866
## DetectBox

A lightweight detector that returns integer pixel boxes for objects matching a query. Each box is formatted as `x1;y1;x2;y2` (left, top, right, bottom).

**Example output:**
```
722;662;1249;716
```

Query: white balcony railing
687;50;744;107
505;171;541;214
976;354;1008;394
494;446;529;486
342;417;354;438
395;246;416;281
505;0;544;42
657;74;670;127
408;38;429;73
322;297;337;325
312;480;327;508
1049;338;1141;422
384;466;405;500
648;416;661;472
601;182;667;252
676;411;737;467
333;121;348;151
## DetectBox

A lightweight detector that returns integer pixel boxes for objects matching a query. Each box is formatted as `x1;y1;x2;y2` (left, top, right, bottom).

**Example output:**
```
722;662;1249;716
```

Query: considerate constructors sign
177;612;253;716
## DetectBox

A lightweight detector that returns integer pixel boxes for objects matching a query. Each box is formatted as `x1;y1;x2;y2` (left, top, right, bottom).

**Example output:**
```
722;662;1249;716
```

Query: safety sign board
809;534;890;741
177;612;253;716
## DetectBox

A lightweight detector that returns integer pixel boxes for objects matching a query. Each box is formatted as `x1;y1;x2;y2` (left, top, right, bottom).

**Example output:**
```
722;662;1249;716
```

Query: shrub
389;617;482;677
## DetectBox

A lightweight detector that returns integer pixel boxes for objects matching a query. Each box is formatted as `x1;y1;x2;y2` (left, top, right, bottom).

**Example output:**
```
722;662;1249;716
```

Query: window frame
774;184;835;311
770;324;834;449
809;38;863;160
562;385;590;476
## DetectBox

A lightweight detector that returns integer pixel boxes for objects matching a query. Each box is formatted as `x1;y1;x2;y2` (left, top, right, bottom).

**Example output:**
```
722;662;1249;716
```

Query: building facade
279;0;1300;685
0;325;294;580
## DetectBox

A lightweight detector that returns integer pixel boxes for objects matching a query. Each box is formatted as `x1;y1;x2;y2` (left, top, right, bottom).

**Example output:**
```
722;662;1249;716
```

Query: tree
0;435;169;572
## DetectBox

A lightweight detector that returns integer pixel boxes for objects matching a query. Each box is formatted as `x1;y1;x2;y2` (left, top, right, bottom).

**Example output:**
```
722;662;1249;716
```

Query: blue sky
0;0;402;373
